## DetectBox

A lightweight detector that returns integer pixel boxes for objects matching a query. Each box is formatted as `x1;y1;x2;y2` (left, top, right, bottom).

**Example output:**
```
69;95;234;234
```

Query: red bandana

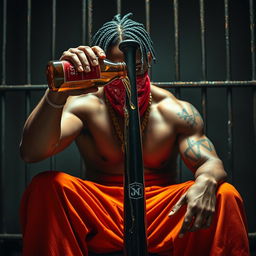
104;73;151;117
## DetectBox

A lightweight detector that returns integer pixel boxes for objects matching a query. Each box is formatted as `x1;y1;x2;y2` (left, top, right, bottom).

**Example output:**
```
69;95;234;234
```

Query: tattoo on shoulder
184;137;214;163
177;104;203;128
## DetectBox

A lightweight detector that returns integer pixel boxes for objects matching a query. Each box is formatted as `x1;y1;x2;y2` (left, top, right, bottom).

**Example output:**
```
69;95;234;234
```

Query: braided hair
91;13;156;64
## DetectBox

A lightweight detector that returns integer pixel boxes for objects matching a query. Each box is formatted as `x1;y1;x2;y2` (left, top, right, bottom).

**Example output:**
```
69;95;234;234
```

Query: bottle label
62;61;101;82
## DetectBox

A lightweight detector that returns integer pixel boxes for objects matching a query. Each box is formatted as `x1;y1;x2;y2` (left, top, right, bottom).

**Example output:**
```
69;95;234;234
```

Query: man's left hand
168;175;217;238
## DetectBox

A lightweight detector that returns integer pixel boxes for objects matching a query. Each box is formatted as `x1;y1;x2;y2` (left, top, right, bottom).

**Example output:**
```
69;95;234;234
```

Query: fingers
91;46;106;59
168;194;186;216
60;49;85;72
202;212;214;229
60;46;106;73
179;206;215;238
179;208;194;238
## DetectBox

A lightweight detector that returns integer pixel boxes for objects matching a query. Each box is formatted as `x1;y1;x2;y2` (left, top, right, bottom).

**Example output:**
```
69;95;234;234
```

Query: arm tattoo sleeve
177;104;203;128
184;137;214;164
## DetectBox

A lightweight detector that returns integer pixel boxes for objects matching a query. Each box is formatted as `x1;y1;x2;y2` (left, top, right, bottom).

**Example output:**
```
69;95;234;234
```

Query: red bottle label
62;61;101;82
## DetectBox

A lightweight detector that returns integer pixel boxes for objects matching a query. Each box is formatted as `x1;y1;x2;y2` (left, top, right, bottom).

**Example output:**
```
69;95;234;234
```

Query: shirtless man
19;13;249;256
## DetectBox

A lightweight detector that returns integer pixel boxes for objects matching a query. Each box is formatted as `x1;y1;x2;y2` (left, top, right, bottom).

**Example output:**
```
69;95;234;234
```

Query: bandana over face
104;72;151;117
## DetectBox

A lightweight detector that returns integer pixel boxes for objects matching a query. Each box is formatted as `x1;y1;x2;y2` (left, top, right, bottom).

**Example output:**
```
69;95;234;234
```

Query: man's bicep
178;133;218;172
53;111;84;154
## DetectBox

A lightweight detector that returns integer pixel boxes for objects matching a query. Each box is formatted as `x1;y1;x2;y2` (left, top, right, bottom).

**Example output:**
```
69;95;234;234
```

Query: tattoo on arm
184;138;214;164
177;104;203;128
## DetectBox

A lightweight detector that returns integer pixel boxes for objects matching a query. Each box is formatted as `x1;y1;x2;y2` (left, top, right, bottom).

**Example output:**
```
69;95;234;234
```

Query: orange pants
20;171;249;256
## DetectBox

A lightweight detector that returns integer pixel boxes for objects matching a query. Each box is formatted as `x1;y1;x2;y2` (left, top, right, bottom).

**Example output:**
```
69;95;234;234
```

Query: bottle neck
100;59;126;72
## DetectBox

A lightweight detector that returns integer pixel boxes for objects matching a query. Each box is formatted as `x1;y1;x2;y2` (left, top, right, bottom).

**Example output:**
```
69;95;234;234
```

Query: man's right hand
45;45;107;100
60;45;106;73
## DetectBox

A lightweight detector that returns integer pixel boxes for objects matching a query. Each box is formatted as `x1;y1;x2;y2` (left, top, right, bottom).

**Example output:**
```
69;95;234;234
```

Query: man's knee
217;182;243;203
29;171;73;193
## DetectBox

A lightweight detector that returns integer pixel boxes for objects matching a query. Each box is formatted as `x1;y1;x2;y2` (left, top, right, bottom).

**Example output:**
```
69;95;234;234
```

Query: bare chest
76;106;178;174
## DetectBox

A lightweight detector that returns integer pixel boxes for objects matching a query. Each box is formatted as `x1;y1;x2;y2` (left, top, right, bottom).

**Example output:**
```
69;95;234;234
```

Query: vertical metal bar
1;0;7;85
0;0;7;235
145;0;150;34
224;0;233;181
173;0;182;182
27;0;31;85
199;0;208;133
249;0;256;146
50;0;57;170
117;0;122;15
82;0;86;45
24;0;32;185
249;0;255;80
87;0;93;45
52;0;56;60
145;0;152;78
0;94;6;233
24;92;31;185
224;0;231;80
173;0;181;97
199;0;206;80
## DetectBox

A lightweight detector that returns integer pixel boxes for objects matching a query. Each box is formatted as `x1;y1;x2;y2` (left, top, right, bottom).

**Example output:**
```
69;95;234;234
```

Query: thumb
168;193;187;216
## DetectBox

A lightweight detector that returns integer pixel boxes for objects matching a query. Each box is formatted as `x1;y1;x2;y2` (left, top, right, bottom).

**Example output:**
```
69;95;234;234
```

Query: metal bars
199;0;208;132
224;0;234;181
249;0;256;145
117;0;122;15
173;0;181;98
0;94;6;234
0;0;7;236
52;0;56;60
1;0;7;85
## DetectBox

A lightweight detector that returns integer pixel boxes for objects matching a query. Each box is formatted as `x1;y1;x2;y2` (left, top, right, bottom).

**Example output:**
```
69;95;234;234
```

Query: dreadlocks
91;13;156;64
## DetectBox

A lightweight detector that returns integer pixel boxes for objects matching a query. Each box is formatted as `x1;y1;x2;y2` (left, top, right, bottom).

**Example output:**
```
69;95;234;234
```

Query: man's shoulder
151;85;204;132
64;90;104;115
151;84;183;112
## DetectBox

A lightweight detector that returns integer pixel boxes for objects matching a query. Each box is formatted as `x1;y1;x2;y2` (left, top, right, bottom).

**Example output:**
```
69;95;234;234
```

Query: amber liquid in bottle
46;59;127;92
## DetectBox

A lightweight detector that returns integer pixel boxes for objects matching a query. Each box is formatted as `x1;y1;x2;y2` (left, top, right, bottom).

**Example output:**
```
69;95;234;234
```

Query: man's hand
47;45;107;101
168;174;217;238
60;45;106;73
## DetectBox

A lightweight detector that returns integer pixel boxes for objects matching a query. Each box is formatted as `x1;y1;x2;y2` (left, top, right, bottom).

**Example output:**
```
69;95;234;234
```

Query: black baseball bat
119;40;148;256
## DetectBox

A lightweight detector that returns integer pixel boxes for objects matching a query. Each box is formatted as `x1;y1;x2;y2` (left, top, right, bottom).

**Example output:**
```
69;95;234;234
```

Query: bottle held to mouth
46;59;127;92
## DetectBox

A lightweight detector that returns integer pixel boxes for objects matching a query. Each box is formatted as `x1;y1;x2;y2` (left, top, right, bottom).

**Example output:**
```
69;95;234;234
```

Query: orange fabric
20;171;250;256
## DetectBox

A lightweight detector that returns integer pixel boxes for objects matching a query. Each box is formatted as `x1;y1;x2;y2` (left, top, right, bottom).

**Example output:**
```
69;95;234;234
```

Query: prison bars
0;0;256;242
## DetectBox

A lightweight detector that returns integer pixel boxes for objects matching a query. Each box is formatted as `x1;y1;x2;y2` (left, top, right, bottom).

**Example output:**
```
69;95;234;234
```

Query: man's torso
65;85;185;184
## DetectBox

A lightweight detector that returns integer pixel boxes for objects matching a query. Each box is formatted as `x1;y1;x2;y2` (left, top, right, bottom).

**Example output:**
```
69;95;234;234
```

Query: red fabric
103;72;151;117
20;171;250;256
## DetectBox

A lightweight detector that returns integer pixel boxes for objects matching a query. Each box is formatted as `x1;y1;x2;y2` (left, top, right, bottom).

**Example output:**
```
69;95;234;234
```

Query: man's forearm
194;158;227;185
19;89;68;162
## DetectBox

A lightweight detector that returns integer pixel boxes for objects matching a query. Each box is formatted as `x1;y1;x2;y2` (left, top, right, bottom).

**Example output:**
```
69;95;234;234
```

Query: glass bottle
46;59;127;92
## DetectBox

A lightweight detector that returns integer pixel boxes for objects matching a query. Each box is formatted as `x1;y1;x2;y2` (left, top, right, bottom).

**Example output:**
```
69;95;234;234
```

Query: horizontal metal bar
0;80;256;91
250;232;256;239
0;85;47;91
153;80;256;88
0;234;22;239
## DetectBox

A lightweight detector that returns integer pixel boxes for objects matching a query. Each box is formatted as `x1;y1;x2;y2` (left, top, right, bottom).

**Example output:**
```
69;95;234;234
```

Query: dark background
0;0;255;248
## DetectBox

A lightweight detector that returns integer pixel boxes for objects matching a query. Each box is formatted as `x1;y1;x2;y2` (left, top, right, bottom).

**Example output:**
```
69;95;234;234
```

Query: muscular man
19;13;249;256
